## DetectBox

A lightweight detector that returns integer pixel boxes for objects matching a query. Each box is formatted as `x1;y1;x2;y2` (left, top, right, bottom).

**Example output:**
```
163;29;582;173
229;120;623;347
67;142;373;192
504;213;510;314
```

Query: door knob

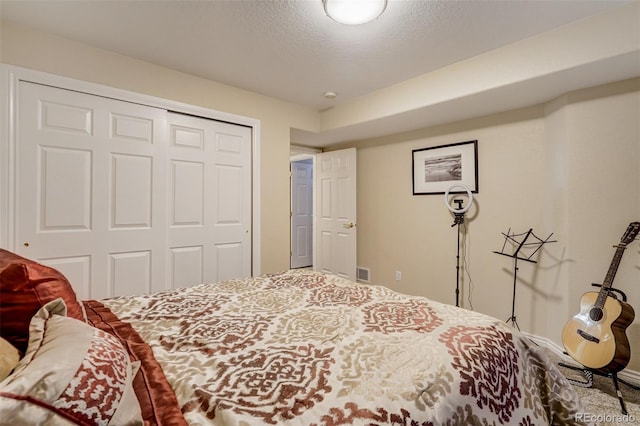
343;222;356;229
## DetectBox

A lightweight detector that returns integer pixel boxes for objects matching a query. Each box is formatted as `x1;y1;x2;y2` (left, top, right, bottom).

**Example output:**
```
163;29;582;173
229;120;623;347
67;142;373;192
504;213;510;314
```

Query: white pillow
0;298;142;425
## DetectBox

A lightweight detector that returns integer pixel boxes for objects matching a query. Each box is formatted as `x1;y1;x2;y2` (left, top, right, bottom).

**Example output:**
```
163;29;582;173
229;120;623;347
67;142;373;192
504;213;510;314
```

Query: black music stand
493;228;556;330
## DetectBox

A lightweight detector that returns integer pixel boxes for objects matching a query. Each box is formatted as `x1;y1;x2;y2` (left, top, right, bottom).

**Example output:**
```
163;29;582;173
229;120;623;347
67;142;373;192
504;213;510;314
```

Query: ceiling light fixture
322;0;387;25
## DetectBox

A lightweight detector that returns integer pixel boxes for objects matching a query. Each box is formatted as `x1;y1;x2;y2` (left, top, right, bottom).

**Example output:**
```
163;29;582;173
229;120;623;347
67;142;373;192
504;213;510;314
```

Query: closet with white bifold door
14;81;252;300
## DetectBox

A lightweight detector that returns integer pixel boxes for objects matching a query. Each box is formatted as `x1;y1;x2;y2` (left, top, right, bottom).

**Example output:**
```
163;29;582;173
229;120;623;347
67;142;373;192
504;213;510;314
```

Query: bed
0;250;589;425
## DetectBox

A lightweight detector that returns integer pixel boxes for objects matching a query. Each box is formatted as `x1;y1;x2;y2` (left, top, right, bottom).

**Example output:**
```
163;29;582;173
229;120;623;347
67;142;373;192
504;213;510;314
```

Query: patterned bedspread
103;269;588;425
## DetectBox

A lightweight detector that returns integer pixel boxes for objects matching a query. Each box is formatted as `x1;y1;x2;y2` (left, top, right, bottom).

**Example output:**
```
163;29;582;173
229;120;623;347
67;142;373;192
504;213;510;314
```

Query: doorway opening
290;156;314;269
289;147;357;280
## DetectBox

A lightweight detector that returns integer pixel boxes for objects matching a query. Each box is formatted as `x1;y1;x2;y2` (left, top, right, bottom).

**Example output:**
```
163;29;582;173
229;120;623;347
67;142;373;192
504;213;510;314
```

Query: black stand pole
506;229;532;330
451;199;466;308
507;256;521;330
454;215;462;307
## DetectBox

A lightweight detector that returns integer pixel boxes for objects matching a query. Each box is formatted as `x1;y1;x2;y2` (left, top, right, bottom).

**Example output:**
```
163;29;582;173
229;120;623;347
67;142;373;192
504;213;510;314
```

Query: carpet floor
546;349;640;425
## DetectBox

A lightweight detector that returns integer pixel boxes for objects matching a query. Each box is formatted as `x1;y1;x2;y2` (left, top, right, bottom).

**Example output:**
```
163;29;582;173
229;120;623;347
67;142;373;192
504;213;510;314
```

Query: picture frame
412;140;478;195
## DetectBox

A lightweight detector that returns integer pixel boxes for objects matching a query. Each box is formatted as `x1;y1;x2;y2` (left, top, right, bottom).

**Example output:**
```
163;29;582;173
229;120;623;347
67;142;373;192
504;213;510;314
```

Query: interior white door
290;160;313;268
16;81;167;299
314;148;357;280
167;113;252;287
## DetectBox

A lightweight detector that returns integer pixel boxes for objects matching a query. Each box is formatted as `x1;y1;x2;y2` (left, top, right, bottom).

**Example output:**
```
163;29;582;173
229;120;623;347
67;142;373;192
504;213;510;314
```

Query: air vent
356;266;371;283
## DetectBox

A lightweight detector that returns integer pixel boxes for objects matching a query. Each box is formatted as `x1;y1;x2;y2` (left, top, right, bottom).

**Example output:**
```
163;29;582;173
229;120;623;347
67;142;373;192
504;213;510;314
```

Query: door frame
289;148;358;278
289;153;316;269
0;64;262;276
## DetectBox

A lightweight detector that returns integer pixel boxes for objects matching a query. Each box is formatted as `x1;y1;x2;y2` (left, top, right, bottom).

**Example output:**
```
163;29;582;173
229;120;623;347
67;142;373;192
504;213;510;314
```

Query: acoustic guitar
562;222;639;373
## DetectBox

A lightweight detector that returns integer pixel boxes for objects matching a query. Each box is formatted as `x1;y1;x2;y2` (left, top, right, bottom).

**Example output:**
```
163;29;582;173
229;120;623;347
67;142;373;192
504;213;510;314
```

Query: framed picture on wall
412;140;478;195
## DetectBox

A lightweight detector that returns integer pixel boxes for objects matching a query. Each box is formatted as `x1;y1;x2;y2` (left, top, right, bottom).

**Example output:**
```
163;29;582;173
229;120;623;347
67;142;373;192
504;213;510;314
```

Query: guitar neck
595;244;626;308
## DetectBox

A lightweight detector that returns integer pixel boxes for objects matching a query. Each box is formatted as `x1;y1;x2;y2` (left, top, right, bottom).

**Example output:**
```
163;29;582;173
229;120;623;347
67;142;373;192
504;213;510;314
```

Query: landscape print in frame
412;140;478;195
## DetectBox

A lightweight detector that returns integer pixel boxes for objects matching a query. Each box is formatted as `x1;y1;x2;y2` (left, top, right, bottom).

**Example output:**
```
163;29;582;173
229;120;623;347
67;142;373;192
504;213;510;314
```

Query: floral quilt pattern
103;270;588;425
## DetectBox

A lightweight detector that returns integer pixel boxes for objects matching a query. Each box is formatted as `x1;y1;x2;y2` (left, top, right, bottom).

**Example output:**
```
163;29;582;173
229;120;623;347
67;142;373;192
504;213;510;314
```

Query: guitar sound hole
589;307;603;322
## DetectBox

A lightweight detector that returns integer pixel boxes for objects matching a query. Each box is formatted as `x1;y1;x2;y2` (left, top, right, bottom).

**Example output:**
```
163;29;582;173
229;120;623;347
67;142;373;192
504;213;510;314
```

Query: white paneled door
290;160;313;268
314;148;357;280
15;82;251;299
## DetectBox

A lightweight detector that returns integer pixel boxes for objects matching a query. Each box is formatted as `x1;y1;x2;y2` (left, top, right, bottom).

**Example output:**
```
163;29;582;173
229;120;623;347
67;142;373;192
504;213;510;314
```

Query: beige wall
0;21;319;274
340;78;640;370
3;20;640;372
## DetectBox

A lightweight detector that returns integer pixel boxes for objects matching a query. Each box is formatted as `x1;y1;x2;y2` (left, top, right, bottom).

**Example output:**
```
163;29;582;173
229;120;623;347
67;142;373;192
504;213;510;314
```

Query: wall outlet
395;270;402;281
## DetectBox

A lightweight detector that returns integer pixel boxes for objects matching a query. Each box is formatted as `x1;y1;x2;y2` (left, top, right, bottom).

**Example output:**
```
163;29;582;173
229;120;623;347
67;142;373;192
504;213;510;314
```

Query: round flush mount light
322;0;387;25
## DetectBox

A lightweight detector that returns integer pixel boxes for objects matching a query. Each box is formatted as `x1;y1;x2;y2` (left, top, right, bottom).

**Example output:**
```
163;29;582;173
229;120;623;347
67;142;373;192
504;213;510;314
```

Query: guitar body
562;291;635;373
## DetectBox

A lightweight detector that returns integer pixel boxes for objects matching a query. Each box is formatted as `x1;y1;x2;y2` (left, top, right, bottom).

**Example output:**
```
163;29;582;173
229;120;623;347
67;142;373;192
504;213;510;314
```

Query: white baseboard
523;332;640;386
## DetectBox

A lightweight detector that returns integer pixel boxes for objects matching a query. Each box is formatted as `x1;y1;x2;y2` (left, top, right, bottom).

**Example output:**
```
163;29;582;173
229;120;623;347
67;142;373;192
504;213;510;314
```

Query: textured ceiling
1;0;631;111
